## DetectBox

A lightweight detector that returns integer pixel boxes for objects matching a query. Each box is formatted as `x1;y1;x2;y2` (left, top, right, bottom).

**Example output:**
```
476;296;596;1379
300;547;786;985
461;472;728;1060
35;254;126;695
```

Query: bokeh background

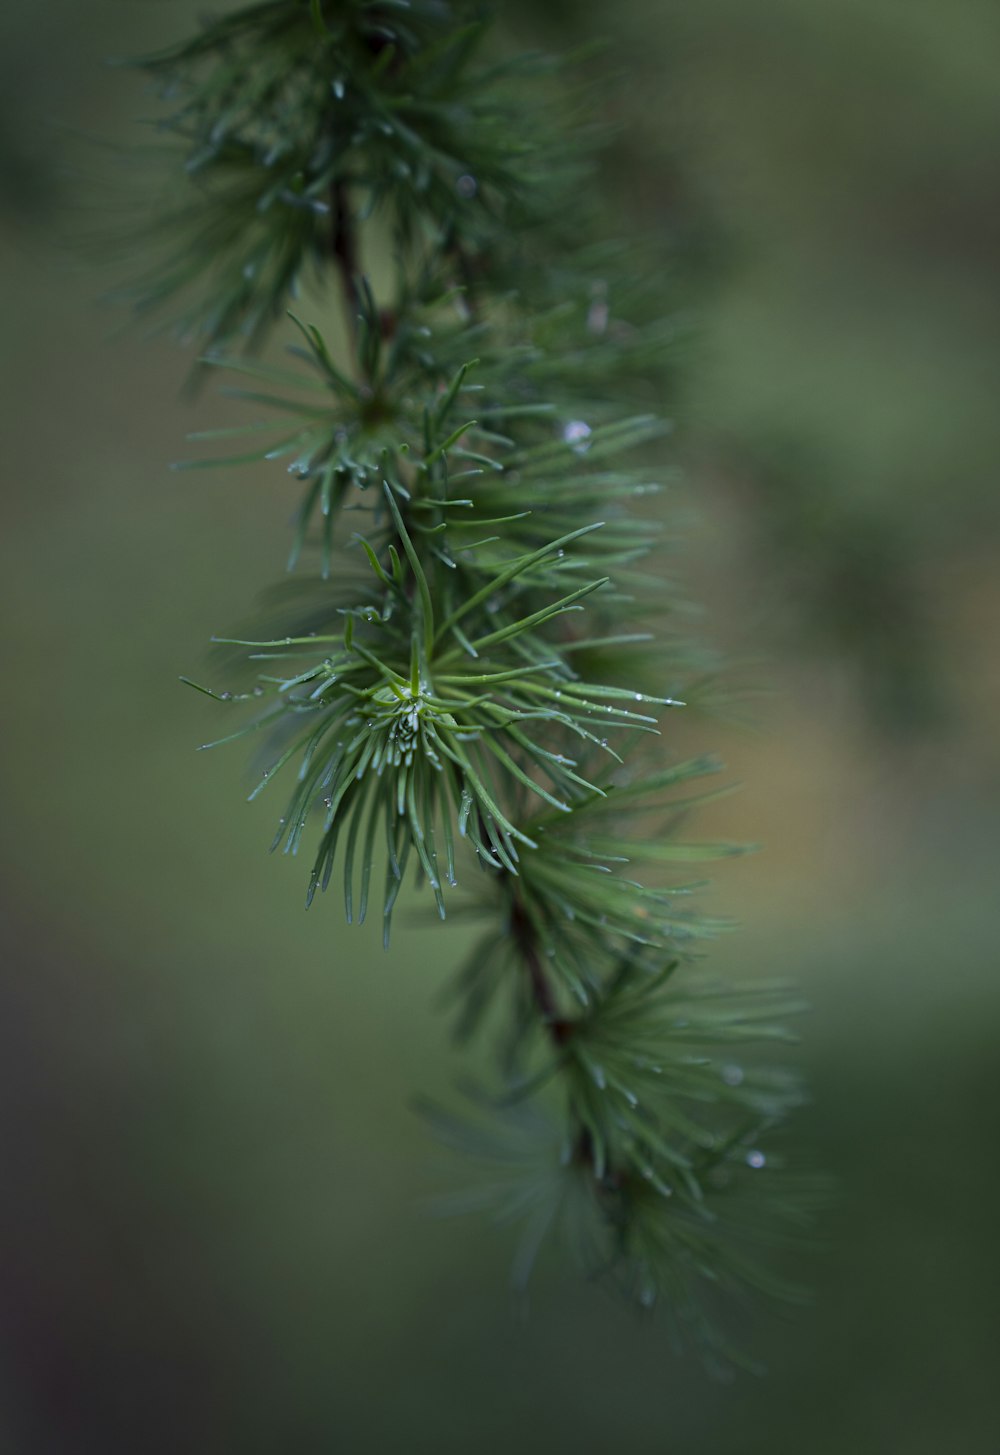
2;1;999;1450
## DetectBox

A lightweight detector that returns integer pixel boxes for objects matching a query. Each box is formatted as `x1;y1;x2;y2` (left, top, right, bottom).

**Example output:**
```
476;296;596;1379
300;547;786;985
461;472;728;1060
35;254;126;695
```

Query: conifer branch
117;0;822;1364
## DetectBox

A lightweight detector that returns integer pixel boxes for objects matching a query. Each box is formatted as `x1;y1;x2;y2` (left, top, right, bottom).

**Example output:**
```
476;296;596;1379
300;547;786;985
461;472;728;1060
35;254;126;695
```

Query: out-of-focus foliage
510;0;1000;732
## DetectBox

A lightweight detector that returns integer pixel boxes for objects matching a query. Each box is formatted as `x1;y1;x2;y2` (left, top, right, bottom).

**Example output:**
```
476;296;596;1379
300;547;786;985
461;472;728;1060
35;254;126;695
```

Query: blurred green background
2;1;999;1450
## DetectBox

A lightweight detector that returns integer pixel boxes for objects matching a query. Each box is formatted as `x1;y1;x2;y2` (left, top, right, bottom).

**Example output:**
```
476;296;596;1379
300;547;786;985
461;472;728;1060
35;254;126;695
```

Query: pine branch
115;0;822;1364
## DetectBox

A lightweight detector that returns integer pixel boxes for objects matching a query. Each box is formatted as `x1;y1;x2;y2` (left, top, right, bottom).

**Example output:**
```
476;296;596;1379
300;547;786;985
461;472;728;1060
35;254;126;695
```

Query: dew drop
721;1064;744;1087
562;419;592;453
587;299;609;335
456;173;477;199
746;1149;766;1170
